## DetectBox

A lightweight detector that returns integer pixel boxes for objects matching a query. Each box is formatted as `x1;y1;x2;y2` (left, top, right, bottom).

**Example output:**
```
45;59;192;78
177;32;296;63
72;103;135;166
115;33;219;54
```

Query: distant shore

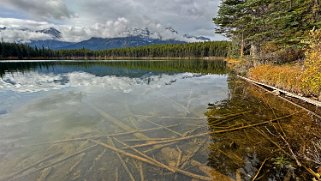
0;56;226;61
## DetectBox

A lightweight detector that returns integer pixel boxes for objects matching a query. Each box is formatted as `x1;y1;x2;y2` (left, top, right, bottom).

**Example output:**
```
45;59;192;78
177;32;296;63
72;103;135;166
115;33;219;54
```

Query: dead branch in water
0;152;62;181
143;142;177;154
175;146;183;167
134;115;205;120
109;138;136;181
179;138;208;169
115;167;119;181
90;139;213;181
2;145;97;181
251;158;267;181
137;117;183;137
138;162;144;181
28;124;179;147
36;167;52;181
126;113;299;149
238;75;321;119
112;137;175;173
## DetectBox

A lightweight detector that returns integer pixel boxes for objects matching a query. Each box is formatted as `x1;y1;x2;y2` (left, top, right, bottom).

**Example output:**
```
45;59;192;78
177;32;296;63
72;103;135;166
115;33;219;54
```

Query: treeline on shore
213;0;321;99
214;0;320;63
0;41;230;59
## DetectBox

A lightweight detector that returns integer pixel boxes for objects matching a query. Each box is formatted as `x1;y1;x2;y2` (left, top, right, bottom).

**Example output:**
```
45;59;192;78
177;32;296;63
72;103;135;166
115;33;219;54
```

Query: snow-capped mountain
1;26;211;50
183;34;210;41
165;27;178;34
36;27;62;39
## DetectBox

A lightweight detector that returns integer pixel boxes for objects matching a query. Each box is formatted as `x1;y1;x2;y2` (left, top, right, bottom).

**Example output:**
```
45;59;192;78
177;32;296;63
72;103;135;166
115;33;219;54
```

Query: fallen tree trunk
238;75;321;119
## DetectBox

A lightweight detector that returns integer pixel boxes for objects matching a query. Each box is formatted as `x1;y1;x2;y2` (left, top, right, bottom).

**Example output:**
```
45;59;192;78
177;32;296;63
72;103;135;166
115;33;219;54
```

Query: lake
0;60;320;181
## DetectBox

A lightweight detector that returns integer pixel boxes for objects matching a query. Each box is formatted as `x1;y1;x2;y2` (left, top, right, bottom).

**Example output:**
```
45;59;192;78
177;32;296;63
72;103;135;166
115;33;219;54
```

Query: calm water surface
0;60;320;181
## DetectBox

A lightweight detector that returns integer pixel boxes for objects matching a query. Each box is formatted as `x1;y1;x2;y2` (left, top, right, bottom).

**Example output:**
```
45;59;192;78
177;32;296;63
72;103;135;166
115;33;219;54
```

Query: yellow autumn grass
248;64;304;94
247;29;321;99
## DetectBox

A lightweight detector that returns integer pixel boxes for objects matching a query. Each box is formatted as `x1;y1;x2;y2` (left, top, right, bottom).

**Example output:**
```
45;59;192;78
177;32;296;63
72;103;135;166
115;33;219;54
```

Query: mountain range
0;27;210;50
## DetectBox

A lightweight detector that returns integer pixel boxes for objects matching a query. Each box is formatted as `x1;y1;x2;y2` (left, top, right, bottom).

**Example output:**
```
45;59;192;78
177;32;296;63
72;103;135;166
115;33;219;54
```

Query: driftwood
87;104;150;140
36;167;52;181
179;138;208;169
30;124;179;147
238;75;321;119
251;158;267;181
134;115;204;120
136;117;182;136
90;139;213;181
238;76;321;107
115;167;119;181
88;103;232;180
138;162;144;181
2;145;97;181
109;139;136;181
160;147;235;181
175;146;183;167
66;153;86;178
182;126;205;136
112;137;175;172
127;113;298;149
123;137;175;142
208;111;250;120
254;128;292;158
0;152;62;181
143;142;177;154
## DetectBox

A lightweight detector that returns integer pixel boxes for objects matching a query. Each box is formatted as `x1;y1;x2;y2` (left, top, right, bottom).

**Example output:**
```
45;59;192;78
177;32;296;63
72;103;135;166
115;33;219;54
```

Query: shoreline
238;75;321;117
0;56;226;61
227;58;321;116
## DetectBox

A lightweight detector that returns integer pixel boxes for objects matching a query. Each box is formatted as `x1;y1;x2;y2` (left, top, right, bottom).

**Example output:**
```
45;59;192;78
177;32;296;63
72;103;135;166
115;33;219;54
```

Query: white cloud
0;29;52;43
0;18;49;29
0;0;224;42
0;18;54;42
72;0;220;35
2;0;73;20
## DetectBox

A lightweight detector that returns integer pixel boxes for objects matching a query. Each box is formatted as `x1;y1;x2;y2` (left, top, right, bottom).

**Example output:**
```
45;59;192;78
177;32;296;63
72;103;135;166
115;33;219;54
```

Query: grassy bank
230;30;321;101
248;64;304;94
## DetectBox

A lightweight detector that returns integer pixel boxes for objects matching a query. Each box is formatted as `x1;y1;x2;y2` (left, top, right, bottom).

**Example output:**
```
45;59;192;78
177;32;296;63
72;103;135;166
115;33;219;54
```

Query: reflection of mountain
0;70;226;93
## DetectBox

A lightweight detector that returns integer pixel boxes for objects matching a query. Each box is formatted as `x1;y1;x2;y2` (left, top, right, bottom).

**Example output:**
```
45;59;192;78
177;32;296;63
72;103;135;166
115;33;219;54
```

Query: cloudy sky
0;0;225;42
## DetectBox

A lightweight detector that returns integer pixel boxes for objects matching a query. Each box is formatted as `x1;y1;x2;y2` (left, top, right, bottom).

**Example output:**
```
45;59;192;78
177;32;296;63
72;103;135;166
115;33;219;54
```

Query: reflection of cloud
0;71;226;93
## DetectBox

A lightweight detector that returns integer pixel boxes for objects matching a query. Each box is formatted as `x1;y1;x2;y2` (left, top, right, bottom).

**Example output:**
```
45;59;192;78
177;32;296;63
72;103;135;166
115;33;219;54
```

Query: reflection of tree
0;60;227;77
206;75;320;180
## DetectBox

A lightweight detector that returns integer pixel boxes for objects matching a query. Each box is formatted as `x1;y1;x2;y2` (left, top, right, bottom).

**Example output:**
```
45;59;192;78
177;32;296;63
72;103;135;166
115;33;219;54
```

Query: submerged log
160;147;234;181
90;139;213;181
88;103;233;180
126;112;299;150
0;152;63;181
109;139;136;181
238;75;321;119
1;145;97;181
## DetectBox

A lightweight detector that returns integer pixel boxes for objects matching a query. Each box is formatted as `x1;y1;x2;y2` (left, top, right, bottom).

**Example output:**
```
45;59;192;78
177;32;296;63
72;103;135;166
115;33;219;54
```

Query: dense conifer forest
213;0;321;63
0;41;230;59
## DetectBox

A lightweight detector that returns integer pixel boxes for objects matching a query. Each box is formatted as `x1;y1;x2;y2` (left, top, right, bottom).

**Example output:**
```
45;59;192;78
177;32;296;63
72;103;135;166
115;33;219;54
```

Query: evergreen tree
214;0;321;62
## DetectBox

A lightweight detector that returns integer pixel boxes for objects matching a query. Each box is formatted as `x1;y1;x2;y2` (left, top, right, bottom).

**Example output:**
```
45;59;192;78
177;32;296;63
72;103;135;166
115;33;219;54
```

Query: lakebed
0;60;320;181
